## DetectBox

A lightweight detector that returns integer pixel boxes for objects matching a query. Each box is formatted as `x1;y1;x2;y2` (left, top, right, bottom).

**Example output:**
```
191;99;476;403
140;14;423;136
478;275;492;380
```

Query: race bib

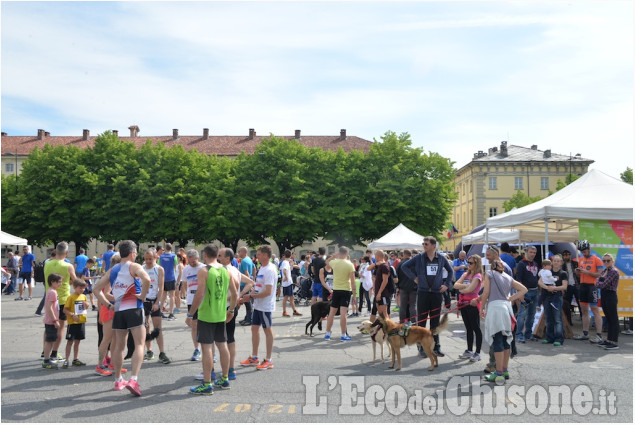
74;301;87;316
427;264;438;276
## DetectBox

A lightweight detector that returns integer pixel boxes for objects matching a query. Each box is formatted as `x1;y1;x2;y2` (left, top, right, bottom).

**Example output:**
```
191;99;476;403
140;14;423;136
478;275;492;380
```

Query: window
489;207;497;217
488;176;497;190
541;177;549;190
515;177;523;190
5;163;14;173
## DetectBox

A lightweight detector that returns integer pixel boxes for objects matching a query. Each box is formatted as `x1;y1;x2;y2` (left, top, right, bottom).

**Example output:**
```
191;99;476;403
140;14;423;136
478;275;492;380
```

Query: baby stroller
294;277;312;306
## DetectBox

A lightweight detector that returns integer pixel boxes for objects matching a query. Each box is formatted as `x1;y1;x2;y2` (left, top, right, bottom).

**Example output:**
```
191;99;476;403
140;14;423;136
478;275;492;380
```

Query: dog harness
388;323;412;344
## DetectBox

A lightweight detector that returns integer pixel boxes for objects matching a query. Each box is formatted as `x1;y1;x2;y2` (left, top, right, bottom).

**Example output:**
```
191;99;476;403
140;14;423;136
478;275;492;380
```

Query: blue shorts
282;285;293;297
251;310;273;329
492;331;511;353
312;282;323;298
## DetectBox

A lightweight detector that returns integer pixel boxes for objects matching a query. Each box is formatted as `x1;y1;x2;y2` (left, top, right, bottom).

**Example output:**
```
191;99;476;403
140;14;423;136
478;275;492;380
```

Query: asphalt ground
1;284;633;423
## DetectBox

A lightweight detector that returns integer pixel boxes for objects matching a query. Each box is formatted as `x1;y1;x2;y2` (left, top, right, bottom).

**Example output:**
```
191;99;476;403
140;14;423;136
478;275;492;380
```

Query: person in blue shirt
74;248;89;275
159;243;178;321
17;246;36;300
453;251;468;282
500;243;517;277
237;247;254;326
102;244;116;273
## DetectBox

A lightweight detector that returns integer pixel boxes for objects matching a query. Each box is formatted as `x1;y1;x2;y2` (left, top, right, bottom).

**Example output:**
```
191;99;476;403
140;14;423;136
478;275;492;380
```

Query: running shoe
293;311;302;316
589;335;603;344
470;353;481;362
256;359;274;370
106;364;127;373
25;297;32;300
240;356;259;367
173;308;181;314
573;333;589;340
144;350;155;361
484;372;506;384
62;360;69;369
126;379;142;396
14;296;23;301
603;343;619;350
528;336;538;341
228;368;236;380
621;329;633;335
340;334;352;342
459;350;473;359
598;339;609;347
195;373;204;381
72;359;86;366
34;312;44;317
42;360;58;370
282;312;290;317
92;305;98;311
114;379;128;391
517;335;526;343
95;366;112;376
392;306;400;312
213;378;231;390
541;339;554;344
433;347;445;357
159;352;172;364
167;314;176;321
40;351;44;358
553;342;562;347
324;332;331;341
190;382;214;395
191;348;201;361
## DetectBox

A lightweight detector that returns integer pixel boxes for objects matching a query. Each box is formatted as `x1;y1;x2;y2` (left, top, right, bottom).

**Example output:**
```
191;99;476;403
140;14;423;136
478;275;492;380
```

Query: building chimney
82;129;90;141
531;144;538;150
128;125;140;137
173;129;179;140
203;128;209;140
113;130;119;137
340;129;347;140
44;131;50;137
500;141;508;157
543;149;551;158
1;132;6;137
37;129;45;140
249;128;255;140
295;129;301;139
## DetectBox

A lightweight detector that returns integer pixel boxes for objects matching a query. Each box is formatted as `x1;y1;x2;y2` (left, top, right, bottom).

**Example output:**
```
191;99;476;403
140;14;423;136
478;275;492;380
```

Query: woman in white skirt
471;259;527;383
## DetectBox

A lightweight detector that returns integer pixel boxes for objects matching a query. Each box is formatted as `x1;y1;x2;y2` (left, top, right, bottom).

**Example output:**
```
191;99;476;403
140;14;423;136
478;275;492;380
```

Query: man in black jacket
396;249;417;323
561;250;580;326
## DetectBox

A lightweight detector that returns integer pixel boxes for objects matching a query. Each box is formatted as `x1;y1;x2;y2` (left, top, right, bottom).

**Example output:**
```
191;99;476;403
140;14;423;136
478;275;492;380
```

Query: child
62;279;90;368
43;273;63;370
82;258;97;311
538;259;557;286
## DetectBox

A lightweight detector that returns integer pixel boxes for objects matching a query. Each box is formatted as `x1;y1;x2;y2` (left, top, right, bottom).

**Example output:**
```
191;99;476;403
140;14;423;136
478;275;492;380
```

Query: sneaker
528;335;538;341
502;371;510;380
173;308;181;314
621;329;633;335
598;340;609;347
604;342;619;350
517;335;526;343
459;350;473;359
553;342;562;347
484;372;506;384
167;314;176;321
541;339;554;344
126;379;142;396
573;333;589;340
144;350;155;361
114;379;128;391
470;353;481;362
590;335;603;344
194;373;204;381
240;320;252;326
52;353;65;363
240;356;259;367
483;365;495;374
42;360;58;370
191;348;201;361
14;296;23;301
25;297;32;300
92;305;98;311
212;369;217;380
62;360;69;369
340;334;352;341
392;306;400;312
34;312;44;317
228;368;236;380
106;364;127;373
161;313;169;319
282;312;290;317
159;352;172;364
95;366;112;376
293;310;302;316
72;359;86;366
190;382;214;395
213;378;231;390
256;359;274;370
41;351;44;358
324;332;331;341
433;347;445;357
418;347;428;358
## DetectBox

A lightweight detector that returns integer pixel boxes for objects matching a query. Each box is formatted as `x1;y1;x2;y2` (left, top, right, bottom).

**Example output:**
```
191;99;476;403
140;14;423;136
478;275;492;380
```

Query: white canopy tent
0;230;28;246
462;227;579;245
367;223;425;250
486;169;634;258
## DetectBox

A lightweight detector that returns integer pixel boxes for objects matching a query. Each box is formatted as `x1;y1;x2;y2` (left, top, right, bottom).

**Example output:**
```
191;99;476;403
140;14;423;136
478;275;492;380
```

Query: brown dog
357;320;391;363
377;312;449;371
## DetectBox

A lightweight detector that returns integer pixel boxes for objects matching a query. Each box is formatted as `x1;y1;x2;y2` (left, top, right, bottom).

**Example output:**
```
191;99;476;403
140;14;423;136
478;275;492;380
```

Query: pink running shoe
114;379;128;391
126;379;142;396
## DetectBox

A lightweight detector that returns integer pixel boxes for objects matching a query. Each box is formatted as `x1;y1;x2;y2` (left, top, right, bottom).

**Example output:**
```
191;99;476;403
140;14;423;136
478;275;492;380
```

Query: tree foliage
503;190;544;212
620;167;633;185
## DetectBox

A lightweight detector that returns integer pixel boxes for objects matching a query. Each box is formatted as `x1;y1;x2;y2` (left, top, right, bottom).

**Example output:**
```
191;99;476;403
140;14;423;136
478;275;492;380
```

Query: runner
159;243;178;321
142;248;169;364
324;247;356;341
182;249;206;362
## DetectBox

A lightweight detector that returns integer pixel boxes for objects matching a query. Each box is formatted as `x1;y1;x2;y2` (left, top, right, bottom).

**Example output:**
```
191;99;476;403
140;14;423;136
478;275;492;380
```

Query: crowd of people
1;236;629;395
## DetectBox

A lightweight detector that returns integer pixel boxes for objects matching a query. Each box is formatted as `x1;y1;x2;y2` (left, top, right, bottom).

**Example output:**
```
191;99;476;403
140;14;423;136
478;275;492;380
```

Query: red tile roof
1;134;372;156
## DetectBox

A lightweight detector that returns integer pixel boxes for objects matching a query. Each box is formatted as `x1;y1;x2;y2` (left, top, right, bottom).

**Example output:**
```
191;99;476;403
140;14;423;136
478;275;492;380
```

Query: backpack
33;262;45;283
386;265;397;294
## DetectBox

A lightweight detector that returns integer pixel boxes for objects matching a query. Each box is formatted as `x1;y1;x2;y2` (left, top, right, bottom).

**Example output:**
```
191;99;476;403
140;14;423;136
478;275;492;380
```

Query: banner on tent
579;220;633;318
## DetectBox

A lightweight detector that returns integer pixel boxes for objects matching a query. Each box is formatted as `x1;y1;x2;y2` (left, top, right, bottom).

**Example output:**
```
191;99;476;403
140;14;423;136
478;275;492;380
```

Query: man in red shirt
573;240;605;343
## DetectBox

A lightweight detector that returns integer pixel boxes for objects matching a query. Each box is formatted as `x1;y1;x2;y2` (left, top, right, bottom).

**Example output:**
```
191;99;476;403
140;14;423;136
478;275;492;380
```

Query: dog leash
401;302;470;326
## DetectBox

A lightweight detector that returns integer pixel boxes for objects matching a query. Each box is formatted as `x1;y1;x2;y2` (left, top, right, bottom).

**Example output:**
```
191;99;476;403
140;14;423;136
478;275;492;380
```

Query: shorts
164;280;176;291
282;285;293;297
492;331;511;353
100;304;115;322
58;305;67;321
312;282;323;298
18;272;32;284
251;309;273;329
330;290;352;309
83;284;93;295
579;284;598;305
197;320;227;344
112;308;144;330
187;304;198;320
65;323;86;340
371;296;390;316
45;324;58;342
226;307;238;344
144;300;162;318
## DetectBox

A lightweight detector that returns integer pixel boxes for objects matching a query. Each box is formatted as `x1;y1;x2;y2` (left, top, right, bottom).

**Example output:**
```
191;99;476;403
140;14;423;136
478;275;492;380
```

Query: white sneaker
621;329;633;335
459;350;473;359
195;373;204;381
590;335;604;344
470;352;481;362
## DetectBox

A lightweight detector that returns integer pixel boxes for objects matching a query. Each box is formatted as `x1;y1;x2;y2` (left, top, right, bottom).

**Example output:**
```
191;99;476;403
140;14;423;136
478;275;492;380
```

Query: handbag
489;270;516;332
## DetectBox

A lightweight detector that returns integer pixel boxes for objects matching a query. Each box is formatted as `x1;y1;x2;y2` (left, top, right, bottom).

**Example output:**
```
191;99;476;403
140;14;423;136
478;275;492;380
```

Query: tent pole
544;218;550;260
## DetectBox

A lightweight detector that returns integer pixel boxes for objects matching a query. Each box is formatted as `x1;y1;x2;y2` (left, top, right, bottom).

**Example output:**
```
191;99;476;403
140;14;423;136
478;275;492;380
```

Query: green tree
555;173;581;191
620;167;633;184
503;190;544;212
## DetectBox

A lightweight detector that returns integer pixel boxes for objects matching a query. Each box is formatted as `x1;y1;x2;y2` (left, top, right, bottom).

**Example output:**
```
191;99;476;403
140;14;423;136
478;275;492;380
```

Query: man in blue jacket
401;236;454;357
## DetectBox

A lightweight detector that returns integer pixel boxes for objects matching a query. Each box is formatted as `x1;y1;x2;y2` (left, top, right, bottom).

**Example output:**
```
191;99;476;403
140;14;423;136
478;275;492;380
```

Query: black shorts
45;324;58;342
187;304;198;320
579;284;598;305
19;271;32;284
112;308;144;330
144;300;162;317
331;290;352;309
164;280;176;291
282;285;294;297
371;296;390;315
58;305;67;322
226;307;238;344
83;284;93;295
65;323;86;340
197;320;227;344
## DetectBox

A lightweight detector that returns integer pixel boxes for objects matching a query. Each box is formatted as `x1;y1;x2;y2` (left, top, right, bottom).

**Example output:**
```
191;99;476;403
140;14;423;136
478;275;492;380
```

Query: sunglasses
603;259;612;263
467;261;474;265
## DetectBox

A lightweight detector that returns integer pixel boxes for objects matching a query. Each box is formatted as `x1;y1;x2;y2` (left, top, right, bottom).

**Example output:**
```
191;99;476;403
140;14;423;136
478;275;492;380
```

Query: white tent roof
0;230;28;246
462;227;579;245
367;223;424;250
487;169;634;229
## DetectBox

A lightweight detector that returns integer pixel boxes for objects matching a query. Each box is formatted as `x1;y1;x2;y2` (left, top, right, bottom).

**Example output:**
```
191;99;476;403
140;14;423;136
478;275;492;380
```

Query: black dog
305;301;340;336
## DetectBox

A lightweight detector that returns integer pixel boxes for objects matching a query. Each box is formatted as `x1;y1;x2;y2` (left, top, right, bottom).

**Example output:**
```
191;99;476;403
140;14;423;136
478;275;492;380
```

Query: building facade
443;141;593;250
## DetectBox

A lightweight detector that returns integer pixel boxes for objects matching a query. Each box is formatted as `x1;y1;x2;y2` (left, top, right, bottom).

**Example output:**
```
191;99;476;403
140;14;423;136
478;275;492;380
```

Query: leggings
358;286;371;312
460;304;482;353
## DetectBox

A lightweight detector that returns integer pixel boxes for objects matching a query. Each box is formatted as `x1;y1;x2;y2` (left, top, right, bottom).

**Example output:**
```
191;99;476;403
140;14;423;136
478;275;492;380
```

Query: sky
1;1;633;178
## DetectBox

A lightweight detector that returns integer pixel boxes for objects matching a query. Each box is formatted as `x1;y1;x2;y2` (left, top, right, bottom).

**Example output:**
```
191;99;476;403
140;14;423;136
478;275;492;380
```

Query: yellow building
443;141;593;250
